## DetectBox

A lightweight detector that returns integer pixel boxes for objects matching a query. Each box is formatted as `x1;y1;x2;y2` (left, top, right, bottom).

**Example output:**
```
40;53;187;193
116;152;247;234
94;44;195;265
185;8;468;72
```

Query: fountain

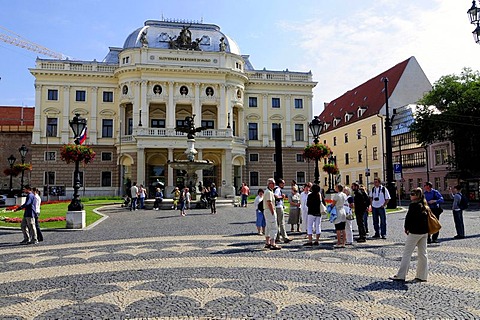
167;115;214;197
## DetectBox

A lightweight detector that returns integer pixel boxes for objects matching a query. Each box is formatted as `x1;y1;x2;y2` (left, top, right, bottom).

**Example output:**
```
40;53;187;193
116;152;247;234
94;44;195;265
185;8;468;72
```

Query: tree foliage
411;68;480;175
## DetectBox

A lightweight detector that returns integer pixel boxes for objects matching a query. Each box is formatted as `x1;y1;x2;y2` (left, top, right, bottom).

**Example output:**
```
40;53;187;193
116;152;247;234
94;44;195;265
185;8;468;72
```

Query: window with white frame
296;154;304;162
294;124;304;141
373;147;378;160
44;151;56;161
44;171;55;185
358;150;363;163
296;171;306;184
102;119;113;138
101;152;112;161
294;98;303;109
272;97;280;108
249;153;259;162
250;171;259;186
101;171;112;187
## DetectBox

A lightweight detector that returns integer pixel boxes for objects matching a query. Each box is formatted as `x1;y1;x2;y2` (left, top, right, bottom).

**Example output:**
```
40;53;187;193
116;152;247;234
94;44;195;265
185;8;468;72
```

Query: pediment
71;108;89;116
150;109;166;118
99;109;116;116
44;107;61;115
292;115;307;121
269;114;284;121
245;113;260;120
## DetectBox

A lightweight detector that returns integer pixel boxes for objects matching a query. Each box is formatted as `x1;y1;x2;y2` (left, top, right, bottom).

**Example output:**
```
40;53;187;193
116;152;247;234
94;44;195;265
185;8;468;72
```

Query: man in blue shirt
423;182;444;244
14;185;38;245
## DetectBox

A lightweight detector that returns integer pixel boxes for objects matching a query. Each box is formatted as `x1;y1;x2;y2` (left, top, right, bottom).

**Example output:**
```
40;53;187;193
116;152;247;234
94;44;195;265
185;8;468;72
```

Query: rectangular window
294;98;303;109
127;118;133;135
345;153;349;165
102;119;113;138
345;175;350;185
201;120;215;129
249;153;259;162
359;174;363;185
408;179;414;191
358;150;363;163
46;118;58;137
373;147;378;160
151;119;166;128
333;137;337;146
297;171;306;184
248;123;258;140
372;124;377;135
417;178;423;187
434;177;441;190
101;152;112;161
294;124;304;141
248;97;258;107
75;90;86;102
296;154;304;162
176;119;187;128
101;171;112;187
44;151;56;161
250;171;259;187
272;123;281;140
272;97;280;108
344;133;349;143
44;171;55;185
434;149;448;165
103;91;114;102
357;129;362;139
47;89;58;101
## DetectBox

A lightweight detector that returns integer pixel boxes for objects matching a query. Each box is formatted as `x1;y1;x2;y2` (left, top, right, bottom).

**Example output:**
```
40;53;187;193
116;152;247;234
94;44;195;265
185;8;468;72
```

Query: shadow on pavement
356;280;409;292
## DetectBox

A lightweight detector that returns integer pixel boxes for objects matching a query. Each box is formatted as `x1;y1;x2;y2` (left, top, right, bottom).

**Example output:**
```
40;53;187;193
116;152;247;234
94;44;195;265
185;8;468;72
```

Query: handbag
427;209;441;235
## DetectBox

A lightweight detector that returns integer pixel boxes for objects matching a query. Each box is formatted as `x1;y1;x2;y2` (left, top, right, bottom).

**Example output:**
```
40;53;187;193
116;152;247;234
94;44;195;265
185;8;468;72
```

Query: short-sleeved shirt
273;187;284;208
369;186;391;208
130;186;138;198
264;188;275;214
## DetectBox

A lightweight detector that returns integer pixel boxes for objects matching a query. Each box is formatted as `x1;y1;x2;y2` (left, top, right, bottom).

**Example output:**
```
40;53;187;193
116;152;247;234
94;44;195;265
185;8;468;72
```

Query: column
167;81;175;128
285;94;292;146
133;81;140;133
194;83;201;126
219;84;226;128
32;84;42;144
166;148;174;196
222;149;235;196
61;86;71;144
262;94;269;146
237;108;245;139
90;87;98;144
141;81;148;127
137;147;145;185
197;149;204;184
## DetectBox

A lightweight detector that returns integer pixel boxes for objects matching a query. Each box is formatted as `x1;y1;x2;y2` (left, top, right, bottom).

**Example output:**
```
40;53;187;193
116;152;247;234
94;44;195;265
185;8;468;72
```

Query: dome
122;20;241;55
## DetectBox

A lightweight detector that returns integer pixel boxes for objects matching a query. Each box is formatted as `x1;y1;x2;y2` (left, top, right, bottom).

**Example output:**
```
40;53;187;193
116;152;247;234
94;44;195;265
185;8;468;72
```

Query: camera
373;197;379;201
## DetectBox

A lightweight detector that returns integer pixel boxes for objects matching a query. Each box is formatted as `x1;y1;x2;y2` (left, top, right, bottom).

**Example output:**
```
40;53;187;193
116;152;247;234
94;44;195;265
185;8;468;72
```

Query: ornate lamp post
327;154;337;193
358;133;370;187
308;116;323;185
18;144;28;195
7;154;16;197
468;1;480;43
68;113;87;211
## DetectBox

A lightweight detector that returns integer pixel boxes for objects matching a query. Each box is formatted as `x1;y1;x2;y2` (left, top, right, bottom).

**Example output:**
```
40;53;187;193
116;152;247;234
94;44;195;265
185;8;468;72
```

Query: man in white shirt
130;182;138;211
369;178;390;239
274;179;291;243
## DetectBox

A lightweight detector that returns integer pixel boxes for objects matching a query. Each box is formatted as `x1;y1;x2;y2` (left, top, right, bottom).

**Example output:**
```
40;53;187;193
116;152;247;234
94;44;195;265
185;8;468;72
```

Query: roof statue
219;37;227;52
168;25;202;51
140;30;148;48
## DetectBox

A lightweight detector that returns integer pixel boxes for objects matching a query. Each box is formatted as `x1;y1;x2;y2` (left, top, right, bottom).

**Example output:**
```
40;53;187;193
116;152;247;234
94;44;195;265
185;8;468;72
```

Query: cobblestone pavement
0;204;479;319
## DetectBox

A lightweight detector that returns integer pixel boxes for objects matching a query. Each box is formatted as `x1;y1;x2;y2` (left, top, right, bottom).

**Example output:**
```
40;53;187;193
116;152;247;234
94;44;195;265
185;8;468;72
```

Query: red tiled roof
319;57;412;132
0;106;35;126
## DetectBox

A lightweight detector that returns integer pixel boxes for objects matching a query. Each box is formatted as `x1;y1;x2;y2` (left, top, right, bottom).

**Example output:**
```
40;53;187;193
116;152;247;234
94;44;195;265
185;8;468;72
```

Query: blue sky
0;0;479;114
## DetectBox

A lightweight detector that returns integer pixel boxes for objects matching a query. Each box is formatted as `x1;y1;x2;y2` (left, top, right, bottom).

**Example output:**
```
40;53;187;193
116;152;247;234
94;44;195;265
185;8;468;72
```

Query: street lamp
382;77;397;209
68;113;87;211
327;154;337;193
18;144;28;195
358;133;370;187
308;116;323;184
468;1;480;43
7;154;16;197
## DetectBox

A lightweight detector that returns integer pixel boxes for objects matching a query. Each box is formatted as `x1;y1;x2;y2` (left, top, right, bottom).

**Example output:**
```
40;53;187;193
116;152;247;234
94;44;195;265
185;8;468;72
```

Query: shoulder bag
427;208;441;235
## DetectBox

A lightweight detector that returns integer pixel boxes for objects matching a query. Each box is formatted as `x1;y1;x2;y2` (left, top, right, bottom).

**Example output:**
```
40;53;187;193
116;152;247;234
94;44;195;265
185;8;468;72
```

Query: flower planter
66;210;86;229
303;143;332;160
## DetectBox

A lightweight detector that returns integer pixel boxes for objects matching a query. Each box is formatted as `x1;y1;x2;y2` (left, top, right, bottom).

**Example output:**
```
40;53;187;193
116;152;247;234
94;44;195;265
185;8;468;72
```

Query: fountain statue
167;115;214;197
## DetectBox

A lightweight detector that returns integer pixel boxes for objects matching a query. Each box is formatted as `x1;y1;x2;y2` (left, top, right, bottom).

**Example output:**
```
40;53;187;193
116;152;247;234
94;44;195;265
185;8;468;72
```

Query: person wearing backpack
451;185;466;239
369;178;391;239
423;182;444;243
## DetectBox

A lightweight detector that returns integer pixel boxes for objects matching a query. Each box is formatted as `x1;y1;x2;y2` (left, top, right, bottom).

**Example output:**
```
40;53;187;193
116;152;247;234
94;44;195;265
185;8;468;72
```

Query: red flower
323;163;340;174
303;143;332;160
60;144;96;165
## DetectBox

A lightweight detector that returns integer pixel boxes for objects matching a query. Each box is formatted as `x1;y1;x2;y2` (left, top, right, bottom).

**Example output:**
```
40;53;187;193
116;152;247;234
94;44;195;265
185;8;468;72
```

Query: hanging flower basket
323;163;340;175
3;168;20;177
11;163;32;175
303;143;332;160
60;144;96;165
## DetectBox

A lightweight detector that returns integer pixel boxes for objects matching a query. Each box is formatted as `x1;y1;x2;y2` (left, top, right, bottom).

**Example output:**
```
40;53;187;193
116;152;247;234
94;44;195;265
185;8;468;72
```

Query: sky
0;0;479;115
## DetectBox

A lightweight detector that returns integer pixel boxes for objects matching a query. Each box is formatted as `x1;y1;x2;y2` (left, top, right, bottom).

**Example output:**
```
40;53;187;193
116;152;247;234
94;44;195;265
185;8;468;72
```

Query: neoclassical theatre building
29;19;316;198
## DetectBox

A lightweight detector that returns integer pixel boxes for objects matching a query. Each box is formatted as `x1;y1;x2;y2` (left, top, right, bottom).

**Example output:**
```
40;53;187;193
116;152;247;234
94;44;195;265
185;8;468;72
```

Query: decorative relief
99;109;116;116
246;113;261;120
269;114;284;121
292;115;307;121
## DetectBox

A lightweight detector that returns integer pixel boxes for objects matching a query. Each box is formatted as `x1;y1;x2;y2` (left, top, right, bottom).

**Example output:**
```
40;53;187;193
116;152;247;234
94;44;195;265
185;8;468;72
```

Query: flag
78;127;87;145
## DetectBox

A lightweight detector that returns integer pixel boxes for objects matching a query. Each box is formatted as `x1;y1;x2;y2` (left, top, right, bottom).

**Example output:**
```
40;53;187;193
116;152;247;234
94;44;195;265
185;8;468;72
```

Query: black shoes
454;235;465;239
411;278;427;283
372;234;380;239
389;275;405;282
356;238;366;243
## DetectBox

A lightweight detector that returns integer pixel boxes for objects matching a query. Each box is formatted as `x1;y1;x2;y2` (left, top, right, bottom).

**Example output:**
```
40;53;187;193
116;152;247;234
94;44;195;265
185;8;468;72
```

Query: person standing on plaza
172;187;180;210
450;185;466;239
179;187;188;216
343;187;355;245
31;187;43;242
210;183;218;214
351;182;368;242
423;182;444;243
130;182;138;211
369;178;391;239
389;187;429;283
14;185;38;245
360;184;370;234
300;182;312;234
254;189;265;235
240;182;250;207
138;184;147;209
288;185;302;233
274;179;291;243
331;184;347;248
304;184;323;246
264;178;281;250
153;187;163;211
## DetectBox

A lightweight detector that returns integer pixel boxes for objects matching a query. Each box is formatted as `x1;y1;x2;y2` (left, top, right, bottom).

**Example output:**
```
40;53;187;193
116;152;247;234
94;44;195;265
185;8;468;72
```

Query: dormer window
333;118;341;127
324;122;330;131
357;107;366;117
345;112;353;122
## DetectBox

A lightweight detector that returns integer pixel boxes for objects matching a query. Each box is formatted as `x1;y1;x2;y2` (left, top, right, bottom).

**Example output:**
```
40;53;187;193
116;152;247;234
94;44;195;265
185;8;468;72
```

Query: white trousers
307;215;321;235
345;219;354;243
301;207;308;232
396;233;428;280
265;211;278;240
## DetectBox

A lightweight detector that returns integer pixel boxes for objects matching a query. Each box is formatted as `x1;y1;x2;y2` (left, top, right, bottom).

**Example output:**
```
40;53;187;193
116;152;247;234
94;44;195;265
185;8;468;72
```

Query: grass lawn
0;199;121;229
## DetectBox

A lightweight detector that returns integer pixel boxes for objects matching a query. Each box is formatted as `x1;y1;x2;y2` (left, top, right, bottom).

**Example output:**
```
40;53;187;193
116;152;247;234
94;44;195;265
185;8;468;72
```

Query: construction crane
0;25;71;60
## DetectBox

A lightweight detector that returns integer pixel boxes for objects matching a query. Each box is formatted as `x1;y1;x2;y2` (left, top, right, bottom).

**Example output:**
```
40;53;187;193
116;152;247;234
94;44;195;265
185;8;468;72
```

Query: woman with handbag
389;187;429;283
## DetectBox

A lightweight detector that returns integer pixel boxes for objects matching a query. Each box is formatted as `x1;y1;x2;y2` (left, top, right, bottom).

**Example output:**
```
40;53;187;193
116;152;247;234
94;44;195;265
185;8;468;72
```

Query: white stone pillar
167;81;175;128
133;82;140;133
285;94;292;147
61;86;71;144
141;80;148;127
90;86;98;144
237;107;245;138
197;149;204;184
194;83;201;126
137;147;145;186
222;149;235;196
219;84;226;128
262;94;269;146
32;84;42;144
166;148;175;196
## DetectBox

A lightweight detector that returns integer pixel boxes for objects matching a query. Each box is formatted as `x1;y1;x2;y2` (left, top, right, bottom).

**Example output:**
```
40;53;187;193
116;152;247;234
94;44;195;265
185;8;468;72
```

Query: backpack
371;186;386;199
273;186;282;205
459;193;469;210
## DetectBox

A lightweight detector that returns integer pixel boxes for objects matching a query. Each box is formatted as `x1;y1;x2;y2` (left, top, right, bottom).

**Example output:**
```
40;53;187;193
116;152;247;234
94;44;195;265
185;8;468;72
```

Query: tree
411;68;480;176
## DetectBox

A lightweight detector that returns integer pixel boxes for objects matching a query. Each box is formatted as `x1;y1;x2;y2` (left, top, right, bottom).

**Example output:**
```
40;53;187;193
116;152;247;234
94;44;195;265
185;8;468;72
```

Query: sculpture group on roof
168;26;202;51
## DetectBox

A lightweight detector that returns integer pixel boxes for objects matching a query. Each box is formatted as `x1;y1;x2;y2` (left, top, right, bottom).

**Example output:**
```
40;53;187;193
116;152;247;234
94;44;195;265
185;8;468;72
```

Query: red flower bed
3;216;66;223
